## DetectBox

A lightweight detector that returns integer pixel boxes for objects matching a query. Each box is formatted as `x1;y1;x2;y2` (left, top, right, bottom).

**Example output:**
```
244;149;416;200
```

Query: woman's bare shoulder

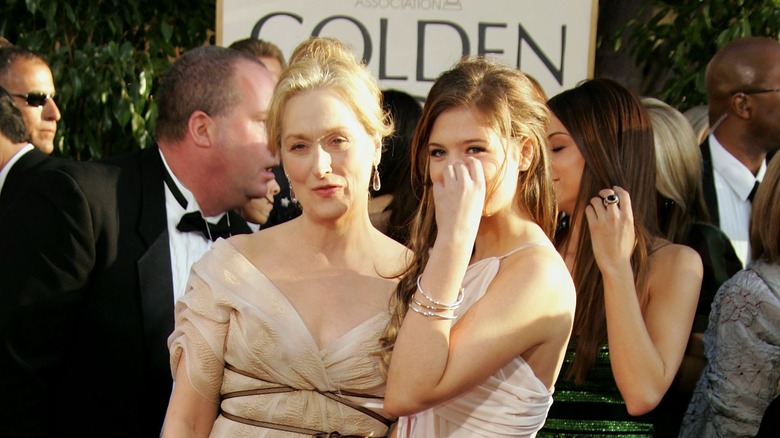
647;240;703;301
649;240;703;272
227;222;297;266
496;242;576;309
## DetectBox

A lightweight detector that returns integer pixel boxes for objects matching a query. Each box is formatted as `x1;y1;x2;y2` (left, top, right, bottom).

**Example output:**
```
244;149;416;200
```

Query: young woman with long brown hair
539;79;703;437
381;58;576;436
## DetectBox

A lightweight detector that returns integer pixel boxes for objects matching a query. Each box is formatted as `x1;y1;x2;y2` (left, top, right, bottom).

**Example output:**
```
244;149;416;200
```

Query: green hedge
620;0;780;111
1;0;214;160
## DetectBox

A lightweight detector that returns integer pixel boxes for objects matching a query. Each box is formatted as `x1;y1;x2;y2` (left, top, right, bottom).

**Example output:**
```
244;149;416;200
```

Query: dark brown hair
0;86;29;143
228;37;287;70
0;46;47;82
380;89;423;245
547;78;659;383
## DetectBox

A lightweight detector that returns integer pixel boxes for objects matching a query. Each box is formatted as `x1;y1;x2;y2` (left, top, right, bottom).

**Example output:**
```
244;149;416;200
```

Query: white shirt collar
709;134;765;201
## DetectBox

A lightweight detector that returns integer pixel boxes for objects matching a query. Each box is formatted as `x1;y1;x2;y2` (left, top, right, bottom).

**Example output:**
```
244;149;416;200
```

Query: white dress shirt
708;135;765;266
0;143;34;195
159;150;226;304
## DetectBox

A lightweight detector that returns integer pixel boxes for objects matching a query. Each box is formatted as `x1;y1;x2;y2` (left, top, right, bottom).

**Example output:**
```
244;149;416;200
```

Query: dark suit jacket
700;138;719;226
0;148;58;220
0;146;249;437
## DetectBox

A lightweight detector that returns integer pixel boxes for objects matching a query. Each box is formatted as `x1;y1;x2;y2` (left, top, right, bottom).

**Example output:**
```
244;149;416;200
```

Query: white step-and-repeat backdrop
217;0;597;100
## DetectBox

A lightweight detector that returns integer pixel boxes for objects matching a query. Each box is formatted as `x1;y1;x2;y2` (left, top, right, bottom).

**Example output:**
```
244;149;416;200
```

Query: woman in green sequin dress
538;79;704;437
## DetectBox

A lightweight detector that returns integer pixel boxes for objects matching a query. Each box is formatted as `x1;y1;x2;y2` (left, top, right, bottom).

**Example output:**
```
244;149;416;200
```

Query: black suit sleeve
0;165;98;403
684;222;743;332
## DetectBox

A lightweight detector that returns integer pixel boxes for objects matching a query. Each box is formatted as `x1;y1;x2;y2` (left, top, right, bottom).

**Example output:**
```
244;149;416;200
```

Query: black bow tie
177;212;233;241
748;180;760;203
161;157;251;240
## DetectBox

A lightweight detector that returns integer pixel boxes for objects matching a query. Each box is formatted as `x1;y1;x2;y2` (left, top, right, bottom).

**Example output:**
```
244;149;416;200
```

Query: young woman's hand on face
432;157;486;244
585;186;636;274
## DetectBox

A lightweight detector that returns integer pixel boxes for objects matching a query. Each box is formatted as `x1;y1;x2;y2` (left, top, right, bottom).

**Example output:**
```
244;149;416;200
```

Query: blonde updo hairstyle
266;37;393;159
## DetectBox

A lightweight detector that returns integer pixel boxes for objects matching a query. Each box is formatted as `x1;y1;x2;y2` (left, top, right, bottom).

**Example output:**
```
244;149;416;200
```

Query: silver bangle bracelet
415;274;464;310
409;301;458;320
413;296;457;311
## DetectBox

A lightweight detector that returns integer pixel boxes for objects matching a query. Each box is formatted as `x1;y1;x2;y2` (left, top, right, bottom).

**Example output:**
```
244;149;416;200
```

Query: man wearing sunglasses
700;36;780;268
0;46;61;155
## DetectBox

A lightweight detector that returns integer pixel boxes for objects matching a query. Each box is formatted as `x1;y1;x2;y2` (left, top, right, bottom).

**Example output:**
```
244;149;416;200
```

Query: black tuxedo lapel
134;146;176;431
700;138;719;226
137;228;174;378
137;146;168;247
228;209;252;235
135;147;175;360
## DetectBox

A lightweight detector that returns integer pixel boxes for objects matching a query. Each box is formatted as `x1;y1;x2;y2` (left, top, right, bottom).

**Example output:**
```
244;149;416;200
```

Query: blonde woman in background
642;97;742;436
682;104;710;145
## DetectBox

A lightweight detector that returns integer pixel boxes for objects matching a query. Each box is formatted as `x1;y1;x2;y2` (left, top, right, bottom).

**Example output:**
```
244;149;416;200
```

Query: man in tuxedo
229;37;303;229
0;47;63;220
701;37;780;266
0;45;61;155
0;45;278;436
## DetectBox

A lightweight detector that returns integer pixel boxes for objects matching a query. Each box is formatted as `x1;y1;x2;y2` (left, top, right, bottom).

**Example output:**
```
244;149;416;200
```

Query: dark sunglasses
11;91;58;107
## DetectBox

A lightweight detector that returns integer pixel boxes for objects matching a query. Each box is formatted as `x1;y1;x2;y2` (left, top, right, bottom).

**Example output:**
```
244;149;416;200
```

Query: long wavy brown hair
378;57;556;374
547;78;659;384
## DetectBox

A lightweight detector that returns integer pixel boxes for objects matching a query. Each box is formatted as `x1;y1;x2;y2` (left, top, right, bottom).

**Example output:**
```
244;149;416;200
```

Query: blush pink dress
168;239;393;437
396;241;555;437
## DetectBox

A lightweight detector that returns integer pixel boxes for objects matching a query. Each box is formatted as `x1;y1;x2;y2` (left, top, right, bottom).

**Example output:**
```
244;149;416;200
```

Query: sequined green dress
538;341;654;437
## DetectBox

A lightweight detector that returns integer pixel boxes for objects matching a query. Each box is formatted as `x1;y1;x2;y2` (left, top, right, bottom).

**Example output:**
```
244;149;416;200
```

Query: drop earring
372;165;381;191
286;175;297;204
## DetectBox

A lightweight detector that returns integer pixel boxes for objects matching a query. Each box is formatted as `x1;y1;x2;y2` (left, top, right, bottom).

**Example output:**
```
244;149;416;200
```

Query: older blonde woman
163;38;409;437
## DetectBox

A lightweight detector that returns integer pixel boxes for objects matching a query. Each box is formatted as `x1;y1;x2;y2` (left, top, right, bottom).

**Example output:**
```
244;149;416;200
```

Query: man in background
701;36;780;266
229;36;286;81
0;45;278;436
0;45;61;155
229;37;302;228
0;46;62;219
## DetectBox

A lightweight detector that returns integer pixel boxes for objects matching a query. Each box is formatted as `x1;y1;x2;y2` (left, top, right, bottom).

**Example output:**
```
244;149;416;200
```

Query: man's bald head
706;37;780;122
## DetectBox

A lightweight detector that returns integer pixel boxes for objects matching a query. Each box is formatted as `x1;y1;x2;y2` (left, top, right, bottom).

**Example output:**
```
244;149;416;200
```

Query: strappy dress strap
496;240;549;260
